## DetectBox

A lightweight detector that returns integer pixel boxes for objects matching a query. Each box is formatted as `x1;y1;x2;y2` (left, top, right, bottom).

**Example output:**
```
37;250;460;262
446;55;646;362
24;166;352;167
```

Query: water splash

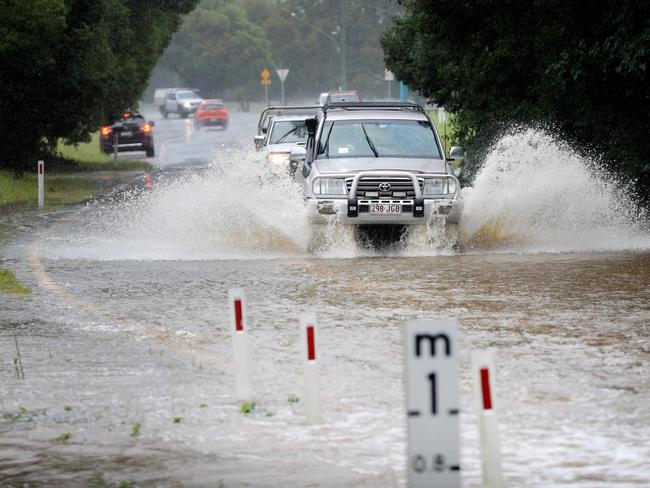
459;128;649;253
43;149;312;260
39;130;649;261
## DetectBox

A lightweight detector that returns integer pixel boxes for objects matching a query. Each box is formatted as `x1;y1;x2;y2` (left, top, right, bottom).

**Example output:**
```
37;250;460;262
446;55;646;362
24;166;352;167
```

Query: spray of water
41;129;649;260
44;149;313;260
459;128;649;253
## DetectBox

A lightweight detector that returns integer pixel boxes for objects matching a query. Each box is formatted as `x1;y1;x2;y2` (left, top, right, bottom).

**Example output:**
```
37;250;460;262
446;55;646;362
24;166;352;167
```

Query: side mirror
254;135;265;151
448;146;465;162
149;121;155;127
290;145;306;163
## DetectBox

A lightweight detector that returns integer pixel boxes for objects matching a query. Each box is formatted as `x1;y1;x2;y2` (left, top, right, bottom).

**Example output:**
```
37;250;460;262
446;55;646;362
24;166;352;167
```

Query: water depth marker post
405;319;461;488
228;288;252;401
300;313;321;424
37;160;45;208
472;350;504;488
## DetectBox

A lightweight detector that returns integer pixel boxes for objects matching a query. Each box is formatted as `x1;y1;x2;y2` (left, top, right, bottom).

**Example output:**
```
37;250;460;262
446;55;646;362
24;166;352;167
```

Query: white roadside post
276;69;290;106
472;350;504;488
37;160;45;208
384;69;395;99
300;312;320;424
228;288;252;401
405;319;461;488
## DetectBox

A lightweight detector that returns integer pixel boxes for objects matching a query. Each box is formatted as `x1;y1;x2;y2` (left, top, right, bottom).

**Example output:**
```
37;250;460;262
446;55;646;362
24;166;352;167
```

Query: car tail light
123;113;130;119
101;126;111;136
142;123;151;133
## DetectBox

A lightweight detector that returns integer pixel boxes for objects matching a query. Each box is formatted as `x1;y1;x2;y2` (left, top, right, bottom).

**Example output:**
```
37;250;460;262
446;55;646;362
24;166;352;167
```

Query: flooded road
1;116;649;487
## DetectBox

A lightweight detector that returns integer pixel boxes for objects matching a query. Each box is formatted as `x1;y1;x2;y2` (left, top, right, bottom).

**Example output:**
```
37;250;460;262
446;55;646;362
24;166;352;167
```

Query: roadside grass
0;131;152;208
0;267;31;294
56;132;152;172
57;132;110;164
0;170;130;207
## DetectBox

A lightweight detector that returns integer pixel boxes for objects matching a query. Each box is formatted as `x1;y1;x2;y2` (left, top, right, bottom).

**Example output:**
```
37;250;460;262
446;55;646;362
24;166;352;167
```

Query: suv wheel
146;147;155;157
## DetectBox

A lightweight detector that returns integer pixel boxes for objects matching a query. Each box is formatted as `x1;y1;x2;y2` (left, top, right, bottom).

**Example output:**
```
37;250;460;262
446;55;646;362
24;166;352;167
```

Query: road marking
27;206;224;367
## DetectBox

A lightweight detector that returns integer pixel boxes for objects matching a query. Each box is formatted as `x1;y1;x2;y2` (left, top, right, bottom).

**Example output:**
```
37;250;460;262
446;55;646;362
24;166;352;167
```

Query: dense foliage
382;0;650;196
158;0;401;102
0;0;197;172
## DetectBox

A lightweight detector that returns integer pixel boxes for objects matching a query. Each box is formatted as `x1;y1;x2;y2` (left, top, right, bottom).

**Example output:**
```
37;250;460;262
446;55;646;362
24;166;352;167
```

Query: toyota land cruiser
294;102;463;227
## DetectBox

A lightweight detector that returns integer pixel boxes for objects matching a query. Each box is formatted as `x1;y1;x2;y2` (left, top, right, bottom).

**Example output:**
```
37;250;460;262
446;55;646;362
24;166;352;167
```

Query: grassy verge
0;132;152;208
0;170;135;207
56;132;152;172
0;268;31;294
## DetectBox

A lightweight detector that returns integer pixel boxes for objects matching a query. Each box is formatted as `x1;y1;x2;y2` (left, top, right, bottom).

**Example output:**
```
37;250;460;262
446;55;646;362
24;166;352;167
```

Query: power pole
338;0;347;90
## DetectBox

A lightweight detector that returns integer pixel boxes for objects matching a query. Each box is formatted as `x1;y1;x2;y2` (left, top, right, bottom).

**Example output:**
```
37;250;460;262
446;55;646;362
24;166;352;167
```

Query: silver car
254;106;321;175
263;115;310;174
294;102;463;226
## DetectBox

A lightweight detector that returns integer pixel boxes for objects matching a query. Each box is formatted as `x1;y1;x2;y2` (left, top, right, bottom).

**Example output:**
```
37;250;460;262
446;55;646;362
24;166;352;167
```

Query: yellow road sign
261;68;271;81
261;79;272;85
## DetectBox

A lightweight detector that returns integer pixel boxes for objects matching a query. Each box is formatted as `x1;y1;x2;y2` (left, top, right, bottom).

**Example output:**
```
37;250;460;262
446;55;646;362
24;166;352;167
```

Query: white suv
294;102;463;226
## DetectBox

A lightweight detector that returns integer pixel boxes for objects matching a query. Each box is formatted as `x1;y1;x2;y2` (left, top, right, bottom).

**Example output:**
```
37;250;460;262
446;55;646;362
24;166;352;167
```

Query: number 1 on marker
428;372;437;415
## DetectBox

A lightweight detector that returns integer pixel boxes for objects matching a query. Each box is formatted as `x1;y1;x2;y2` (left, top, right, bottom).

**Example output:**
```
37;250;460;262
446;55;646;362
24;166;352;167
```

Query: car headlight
267;153;290;167
314;178;346;195
423;177;457;195
183;101;192;108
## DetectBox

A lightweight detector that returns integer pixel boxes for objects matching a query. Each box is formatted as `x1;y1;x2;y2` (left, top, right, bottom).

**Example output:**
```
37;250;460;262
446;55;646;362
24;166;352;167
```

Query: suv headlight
423;177;457;195
268;153;290;167
314;178;346;195
183;101;192;108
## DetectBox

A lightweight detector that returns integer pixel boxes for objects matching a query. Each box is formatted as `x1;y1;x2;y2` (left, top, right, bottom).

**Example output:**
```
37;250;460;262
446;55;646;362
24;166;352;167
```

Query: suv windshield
317;119;441;159
270;120;308;144
177;91;197;99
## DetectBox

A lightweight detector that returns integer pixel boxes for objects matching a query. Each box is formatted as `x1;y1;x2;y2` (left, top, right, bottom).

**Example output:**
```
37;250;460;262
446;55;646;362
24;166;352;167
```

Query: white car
294;102;463;226
263;115;310;175
161;89;202;119
254;106;321;175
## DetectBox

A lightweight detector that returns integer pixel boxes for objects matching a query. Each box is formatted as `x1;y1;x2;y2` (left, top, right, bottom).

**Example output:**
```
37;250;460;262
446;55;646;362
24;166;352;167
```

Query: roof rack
322;101;426;114
257;105;322;134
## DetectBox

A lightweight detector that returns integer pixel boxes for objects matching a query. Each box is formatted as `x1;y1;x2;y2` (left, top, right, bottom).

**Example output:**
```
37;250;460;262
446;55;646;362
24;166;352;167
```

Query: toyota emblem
379;183;392;191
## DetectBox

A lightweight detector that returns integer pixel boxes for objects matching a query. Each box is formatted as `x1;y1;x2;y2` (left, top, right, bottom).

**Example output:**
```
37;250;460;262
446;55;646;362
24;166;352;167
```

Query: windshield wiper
361;124;379;157
275;127;298;143
323;122;335;158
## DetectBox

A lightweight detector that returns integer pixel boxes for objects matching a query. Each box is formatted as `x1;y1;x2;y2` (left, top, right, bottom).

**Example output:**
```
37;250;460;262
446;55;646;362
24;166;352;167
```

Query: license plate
370;203;401;215
121;131;132;137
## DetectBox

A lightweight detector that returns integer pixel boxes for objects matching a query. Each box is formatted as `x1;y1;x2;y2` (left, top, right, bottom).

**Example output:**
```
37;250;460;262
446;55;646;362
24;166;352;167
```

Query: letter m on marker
415;334;451;357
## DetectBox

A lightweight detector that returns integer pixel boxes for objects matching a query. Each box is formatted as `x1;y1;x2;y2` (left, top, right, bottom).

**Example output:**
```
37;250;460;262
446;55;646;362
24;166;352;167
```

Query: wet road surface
1;116;649;487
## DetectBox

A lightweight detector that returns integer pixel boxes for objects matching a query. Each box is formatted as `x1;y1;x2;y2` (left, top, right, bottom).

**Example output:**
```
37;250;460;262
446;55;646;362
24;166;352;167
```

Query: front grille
346;176;423;199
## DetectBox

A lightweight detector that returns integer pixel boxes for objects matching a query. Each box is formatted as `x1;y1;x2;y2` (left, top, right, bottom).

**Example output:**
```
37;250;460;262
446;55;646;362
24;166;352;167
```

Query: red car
194;99;229;129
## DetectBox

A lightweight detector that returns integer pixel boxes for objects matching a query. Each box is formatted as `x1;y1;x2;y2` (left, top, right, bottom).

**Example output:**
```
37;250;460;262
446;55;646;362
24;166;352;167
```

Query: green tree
241;0;402;99
159;0;402;102
0;0;197;172
159;0;273;103
382;0;650;197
